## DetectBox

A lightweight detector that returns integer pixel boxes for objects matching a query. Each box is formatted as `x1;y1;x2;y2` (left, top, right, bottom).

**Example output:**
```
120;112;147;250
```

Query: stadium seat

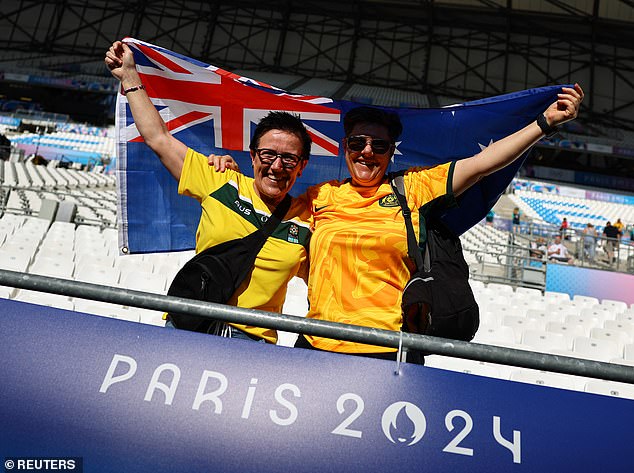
478;311;499;327
425;356;506;379
526;309;565;328
74;263;120;285
509;298;534;315
623;344;634;361
502;315;540;343
601;299;628;313
572;295;600;306
2;240;40;264
520;329;569;354
472;325;517;347
543;291;571;303
565;314;601;336
515;286;543;298
486;282;514;294
35;245;76;264
589;327;630;353
584;380;634;400
115;255;154;275
14;290;74;311
119;271;167;294
136;308;167;327
580;306;614;322
487;303;520;320
73;298;137;321
545;321;586;350
573;337;621;362
0;248;32;272
616;312;634;324
603;320;634;343
29;257;75;279
509;368;582;391
546;303;581;318
75;253;115;270
468;280;486;291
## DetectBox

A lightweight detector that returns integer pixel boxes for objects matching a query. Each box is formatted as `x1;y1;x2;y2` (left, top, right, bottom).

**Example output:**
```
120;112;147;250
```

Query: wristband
536;113;558;138
122;84;145;95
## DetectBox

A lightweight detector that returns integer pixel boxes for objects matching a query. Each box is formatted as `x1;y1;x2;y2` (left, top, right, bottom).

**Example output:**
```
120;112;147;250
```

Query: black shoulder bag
166;194;292;333
390;173;479;342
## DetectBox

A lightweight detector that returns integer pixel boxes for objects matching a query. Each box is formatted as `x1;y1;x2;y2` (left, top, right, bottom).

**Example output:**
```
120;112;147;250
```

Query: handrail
1;268;633;384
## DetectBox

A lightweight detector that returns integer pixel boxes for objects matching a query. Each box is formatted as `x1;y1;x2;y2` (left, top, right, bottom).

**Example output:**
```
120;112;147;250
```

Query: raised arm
105;40;187;180
452;83;584;197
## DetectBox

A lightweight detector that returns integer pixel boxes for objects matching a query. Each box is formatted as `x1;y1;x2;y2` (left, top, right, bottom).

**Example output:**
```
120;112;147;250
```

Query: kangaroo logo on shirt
379;193;399;207
287;224;300;244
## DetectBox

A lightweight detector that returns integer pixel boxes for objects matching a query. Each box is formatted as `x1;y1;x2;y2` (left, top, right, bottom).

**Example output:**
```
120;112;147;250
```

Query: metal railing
1;268;633;385
463;241;547;290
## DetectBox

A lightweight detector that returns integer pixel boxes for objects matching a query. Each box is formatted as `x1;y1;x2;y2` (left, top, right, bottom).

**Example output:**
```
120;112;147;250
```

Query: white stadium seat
509;368;582;391
601;299;628;313
573;337;621;362
425;356;507;380
544;291;571;303
545;322;586;351
573;295;600;306
602;320;634;343
14;290;74;311
74;263;120;286
590;327;631;352
521;329;569;354
502;315;540;344
119;271;167;294
472;325;517;347
584;380;634;400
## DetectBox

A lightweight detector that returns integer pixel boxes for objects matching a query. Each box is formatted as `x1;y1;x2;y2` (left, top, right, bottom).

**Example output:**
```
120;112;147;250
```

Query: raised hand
544;83;584;127
104;41;137;83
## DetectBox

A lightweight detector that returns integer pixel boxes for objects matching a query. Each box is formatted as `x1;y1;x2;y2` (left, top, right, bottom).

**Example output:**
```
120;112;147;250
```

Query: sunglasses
345;135;393;154
255;148;303;169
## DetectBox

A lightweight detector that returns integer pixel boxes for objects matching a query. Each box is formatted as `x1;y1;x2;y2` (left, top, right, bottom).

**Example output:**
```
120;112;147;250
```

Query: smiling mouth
265;174;287;182
355;159;379;167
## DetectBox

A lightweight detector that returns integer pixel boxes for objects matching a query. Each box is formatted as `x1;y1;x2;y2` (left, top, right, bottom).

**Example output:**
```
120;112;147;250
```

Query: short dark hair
249;111;312;160
343;106;403;142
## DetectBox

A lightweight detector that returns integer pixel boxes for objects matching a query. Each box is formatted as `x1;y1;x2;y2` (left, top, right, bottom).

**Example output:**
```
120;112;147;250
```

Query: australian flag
116;37;564;254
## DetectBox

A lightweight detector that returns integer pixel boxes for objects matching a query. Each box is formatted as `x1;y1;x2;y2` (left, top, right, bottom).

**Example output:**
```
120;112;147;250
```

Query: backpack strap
389;172;427;271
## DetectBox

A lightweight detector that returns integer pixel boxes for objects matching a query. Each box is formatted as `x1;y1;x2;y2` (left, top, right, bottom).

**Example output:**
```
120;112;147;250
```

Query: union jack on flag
116;38;565;254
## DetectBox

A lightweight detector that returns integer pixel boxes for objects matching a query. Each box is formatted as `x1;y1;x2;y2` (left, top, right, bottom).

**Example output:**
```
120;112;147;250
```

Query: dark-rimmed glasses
345;135;393;154
255;148;303;169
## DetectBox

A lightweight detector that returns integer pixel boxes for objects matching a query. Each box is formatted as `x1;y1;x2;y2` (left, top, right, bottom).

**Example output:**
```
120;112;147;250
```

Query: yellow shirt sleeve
178;148;229;202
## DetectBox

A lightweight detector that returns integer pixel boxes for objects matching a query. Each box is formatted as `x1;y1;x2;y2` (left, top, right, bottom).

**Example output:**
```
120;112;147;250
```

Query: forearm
119;69;186;179
453;121;543;196
453;83;583;197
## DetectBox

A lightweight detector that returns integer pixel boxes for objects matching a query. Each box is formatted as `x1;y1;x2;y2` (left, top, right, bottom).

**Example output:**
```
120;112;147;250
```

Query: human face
344;123;394;187
251;129;307;208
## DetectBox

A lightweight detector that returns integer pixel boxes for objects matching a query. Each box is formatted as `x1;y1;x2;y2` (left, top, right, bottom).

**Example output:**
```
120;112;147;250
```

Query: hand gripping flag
116;38;565;254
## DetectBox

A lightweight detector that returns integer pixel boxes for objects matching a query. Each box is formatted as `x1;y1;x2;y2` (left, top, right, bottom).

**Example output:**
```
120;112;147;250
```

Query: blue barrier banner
546;263;634;305
1;299;632;472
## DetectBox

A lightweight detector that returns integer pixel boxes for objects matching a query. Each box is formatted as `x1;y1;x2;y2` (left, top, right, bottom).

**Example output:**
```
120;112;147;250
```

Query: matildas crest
287;224;300;243
379;193;399;207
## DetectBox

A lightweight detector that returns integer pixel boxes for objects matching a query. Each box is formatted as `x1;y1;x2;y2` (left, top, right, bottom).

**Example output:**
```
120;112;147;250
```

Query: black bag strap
260;193;292;238
239;193;292;261
389;172;428;271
